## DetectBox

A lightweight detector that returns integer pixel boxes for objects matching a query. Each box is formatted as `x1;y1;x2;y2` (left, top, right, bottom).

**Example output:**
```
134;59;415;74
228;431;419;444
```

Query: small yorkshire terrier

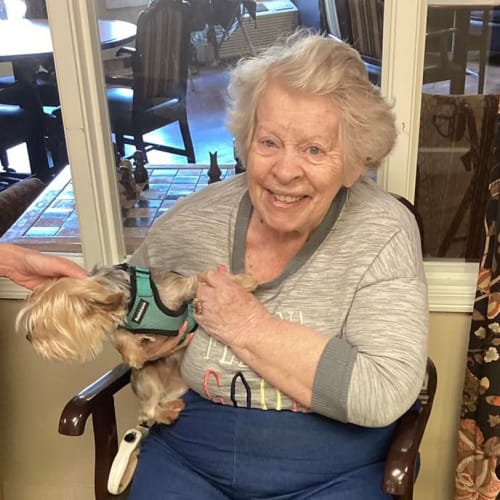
16;265;257;426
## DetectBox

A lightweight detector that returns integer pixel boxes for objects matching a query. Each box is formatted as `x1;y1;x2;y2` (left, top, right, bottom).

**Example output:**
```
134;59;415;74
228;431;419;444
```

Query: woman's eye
263;139;277;148
308;146;322;155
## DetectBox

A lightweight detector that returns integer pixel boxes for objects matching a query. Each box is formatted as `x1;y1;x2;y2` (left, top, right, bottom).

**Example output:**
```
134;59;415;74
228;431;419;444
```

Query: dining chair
0;81;50;183
332;0;466;92
106;0;196;163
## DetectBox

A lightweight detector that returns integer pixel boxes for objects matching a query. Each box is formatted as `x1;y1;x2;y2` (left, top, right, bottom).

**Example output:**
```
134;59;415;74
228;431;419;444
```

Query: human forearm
0;244;18;275
230;314;330;409
0;243;86;289
313;278;428;427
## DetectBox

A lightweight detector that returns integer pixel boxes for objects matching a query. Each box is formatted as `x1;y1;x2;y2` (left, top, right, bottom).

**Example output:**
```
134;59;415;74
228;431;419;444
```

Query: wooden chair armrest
382;408;422;498
59;363;131;500
382;358;437;499
59;363;131;436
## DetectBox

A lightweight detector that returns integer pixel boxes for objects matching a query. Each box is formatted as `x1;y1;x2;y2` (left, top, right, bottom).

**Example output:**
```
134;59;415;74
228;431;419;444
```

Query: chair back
344;0;384;64
133;0;192;111
333;0;461;89
25;0;48;19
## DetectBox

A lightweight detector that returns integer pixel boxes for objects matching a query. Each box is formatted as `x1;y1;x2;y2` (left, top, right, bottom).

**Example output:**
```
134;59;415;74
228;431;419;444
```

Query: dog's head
16;271;130;362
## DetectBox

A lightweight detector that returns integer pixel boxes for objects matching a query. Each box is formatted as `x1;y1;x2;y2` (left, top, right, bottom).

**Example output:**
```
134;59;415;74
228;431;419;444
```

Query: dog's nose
26;333;32;343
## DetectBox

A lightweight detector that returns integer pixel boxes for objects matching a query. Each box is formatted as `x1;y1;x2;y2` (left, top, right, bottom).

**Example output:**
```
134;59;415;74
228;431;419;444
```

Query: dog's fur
16;266;258;425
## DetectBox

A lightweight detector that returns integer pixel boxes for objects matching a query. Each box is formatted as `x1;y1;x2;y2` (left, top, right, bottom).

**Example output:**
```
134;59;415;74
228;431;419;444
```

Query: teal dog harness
119;265;197;336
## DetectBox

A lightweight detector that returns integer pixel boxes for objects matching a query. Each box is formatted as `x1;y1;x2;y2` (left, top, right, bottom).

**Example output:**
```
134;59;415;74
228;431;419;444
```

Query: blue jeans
129;390;396;499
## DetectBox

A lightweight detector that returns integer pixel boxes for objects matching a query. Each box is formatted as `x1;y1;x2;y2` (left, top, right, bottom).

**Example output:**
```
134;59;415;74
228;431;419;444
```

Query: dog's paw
233;273;259;292
154;399;186;425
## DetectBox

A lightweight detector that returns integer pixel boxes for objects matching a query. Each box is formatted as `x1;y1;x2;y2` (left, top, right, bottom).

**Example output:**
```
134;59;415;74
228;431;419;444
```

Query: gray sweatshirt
130;173;428;427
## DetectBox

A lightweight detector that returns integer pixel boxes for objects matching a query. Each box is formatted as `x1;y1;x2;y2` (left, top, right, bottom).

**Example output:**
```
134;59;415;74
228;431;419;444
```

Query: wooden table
0;164;235;254
0;18;136;60
0;18;136;81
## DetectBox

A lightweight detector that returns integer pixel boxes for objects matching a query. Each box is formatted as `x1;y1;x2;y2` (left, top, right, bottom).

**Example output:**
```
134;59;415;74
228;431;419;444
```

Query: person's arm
195;230;428;427
0;243;86;290
194;269;329;409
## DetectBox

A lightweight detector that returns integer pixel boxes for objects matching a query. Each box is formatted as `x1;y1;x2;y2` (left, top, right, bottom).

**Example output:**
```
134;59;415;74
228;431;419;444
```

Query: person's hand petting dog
0;243;86;290
193;264;267;348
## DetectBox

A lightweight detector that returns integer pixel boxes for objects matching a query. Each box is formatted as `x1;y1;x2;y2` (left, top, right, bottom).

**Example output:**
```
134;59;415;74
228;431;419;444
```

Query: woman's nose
271;147;303;182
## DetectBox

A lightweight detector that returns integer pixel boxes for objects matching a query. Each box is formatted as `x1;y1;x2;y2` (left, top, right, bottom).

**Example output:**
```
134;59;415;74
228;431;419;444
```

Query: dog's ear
89;291;127;311
17;276;128;363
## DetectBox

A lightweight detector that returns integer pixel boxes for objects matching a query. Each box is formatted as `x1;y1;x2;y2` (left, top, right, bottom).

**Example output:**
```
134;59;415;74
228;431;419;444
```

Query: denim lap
129;390;395;499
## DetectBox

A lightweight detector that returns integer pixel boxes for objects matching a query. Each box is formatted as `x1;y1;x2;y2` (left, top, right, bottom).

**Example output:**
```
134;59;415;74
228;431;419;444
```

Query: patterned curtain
455;114;500;499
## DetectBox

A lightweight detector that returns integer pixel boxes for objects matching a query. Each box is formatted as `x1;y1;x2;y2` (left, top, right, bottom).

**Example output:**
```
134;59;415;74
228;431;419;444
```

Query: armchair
58;191;435;499
59;358;436;500
106;0;196;163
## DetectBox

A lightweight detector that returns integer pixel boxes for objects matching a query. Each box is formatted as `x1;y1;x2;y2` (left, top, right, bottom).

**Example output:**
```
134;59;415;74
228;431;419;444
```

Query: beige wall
415;312;470;500
0;299;139;500
0;296;471;500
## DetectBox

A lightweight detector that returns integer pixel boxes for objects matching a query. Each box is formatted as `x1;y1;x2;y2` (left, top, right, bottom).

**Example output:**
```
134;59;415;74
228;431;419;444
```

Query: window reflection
417;6;500;262
4;1;496;263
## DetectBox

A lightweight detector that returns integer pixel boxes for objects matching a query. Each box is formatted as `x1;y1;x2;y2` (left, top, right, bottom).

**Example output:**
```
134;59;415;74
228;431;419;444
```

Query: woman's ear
342;164;362;187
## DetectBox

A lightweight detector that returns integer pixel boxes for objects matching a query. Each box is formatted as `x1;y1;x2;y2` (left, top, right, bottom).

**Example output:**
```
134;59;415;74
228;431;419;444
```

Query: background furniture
0;18;136;64
0;81;50;181
0;176;45;234
106;0;196;163
415;93;499;261
331;0;467;92
0;17;136;170
470;7;500;61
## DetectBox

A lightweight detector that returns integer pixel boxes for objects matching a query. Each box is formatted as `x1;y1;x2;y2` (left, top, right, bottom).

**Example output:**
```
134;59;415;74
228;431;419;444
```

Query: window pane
415;5;500;262
105;0;300;253
0;0;75;248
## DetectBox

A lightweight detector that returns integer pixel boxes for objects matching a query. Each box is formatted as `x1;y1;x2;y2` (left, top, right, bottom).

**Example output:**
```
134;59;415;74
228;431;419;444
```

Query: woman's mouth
273;193;306;204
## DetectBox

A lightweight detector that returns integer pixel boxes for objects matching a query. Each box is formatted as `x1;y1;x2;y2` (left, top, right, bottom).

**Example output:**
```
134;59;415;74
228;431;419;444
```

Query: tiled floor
1;164;236;253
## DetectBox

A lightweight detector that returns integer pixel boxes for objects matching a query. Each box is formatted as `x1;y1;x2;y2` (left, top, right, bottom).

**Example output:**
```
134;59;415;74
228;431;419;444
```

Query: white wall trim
378;0;427;202
425;261;476;312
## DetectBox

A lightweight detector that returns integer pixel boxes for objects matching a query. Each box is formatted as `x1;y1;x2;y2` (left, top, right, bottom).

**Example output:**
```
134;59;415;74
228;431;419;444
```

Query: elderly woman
128;31;428;499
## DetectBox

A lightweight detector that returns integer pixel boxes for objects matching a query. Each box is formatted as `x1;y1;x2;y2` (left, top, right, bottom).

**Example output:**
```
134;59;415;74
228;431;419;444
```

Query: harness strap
119;265;197;336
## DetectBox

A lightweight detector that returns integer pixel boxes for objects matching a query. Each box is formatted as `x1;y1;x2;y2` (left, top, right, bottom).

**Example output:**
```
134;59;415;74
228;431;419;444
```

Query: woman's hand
137;321;193;364
0;243;86;290
193;265;270;348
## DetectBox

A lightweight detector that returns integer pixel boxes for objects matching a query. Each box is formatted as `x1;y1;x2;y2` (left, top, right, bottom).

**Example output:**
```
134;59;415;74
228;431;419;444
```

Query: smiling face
246;79;358;239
